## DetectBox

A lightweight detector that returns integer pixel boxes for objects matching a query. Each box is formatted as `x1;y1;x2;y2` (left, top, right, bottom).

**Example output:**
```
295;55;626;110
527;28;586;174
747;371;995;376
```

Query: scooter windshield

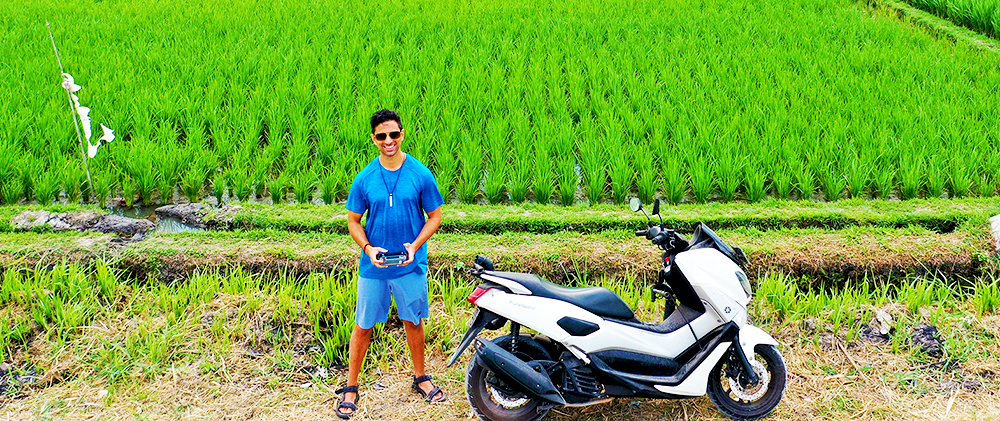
688;223;749;268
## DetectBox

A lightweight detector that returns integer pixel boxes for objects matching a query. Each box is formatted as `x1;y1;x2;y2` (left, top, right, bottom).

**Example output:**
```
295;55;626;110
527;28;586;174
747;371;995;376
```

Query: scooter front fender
739;324;778;357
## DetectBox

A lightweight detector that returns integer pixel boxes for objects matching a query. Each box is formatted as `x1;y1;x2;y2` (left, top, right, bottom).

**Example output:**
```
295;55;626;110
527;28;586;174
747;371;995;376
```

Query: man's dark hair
370;109;403;133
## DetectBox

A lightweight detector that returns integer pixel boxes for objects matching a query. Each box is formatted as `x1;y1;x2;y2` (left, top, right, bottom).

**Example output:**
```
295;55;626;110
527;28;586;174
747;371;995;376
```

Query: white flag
61;72;113;157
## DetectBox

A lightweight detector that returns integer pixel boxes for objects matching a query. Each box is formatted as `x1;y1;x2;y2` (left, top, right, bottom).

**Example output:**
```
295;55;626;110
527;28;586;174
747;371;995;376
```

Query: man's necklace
379;161;402;207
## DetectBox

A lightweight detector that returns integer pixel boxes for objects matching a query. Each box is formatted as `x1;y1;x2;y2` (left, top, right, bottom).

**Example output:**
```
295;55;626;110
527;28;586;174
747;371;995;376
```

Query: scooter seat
484;271;636;320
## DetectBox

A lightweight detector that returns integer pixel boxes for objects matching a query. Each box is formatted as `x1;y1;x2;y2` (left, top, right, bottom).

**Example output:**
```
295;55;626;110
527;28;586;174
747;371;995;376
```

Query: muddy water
109;206;203;233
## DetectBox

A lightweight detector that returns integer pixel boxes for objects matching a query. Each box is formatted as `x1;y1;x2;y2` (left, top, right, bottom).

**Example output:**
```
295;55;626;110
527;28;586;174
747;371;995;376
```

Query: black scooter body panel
589;322;739;398
473;338;567;405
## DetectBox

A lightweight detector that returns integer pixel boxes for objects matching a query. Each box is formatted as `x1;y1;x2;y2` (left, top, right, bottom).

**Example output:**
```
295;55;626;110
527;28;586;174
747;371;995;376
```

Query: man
335;109;446;419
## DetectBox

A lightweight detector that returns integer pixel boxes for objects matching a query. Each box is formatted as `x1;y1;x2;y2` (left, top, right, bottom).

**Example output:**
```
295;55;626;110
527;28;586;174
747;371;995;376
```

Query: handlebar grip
652;232;668;245
635;229;648;237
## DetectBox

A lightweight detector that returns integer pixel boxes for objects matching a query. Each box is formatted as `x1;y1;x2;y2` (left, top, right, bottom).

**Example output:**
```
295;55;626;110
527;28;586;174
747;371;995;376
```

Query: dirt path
4;324;998;421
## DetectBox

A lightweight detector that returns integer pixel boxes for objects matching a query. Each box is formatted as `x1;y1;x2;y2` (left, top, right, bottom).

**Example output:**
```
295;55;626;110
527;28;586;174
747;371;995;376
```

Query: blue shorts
355;269;429;329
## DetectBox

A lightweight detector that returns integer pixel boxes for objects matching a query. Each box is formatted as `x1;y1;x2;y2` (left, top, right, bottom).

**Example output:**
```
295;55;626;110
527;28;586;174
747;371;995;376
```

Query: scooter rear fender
447;309;504;367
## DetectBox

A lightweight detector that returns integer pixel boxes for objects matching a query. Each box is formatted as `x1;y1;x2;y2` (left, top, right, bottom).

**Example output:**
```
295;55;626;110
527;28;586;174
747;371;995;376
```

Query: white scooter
447;198;786;421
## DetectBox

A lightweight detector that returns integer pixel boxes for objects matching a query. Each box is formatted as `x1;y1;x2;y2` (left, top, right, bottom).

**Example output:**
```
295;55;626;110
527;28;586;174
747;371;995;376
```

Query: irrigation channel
109;206;203;233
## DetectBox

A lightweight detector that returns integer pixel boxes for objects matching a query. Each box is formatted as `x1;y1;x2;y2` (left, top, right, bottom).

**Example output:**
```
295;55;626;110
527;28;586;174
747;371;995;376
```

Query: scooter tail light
467;286;491;304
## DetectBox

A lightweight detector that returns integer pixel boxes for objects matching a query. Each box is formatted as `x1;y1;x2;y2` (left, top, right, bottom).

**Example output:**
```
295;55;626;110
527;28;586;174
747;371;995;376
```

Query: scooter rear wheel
707;344;786;420
465;335;551;421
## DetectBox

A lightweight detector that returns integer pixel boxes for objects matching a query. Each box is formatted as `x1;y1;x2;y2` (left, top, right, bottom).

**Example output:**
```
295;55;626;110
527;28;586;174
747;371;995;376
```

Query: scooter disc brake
728;359;769;401
486;371;530;409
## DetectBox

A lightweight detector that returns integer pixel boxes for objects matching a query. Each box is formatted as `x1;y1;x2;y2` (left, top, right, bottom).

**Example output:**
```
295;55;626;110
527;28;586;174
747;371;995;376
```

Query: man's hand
399;242;417;266
367;245;389;268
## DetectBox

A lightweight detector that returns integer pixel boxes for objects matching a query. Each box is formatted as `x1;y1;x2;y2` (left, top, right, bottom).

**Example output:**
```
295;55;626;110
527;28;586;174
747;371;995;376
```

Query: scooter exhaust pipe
474;338;567;405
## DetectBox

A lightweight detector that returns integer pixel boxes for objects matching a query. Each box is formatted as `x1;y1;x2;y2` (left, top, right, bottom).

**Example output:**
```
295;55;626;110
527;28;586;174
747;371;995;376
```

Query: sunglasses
374;131;402;141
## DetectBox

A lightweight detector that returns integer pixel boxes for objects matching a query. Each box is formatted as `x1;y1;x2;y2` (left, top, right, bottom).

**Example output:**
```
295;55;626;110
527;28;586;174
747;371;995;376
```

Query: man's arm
348;210;388;268
401;206;443;266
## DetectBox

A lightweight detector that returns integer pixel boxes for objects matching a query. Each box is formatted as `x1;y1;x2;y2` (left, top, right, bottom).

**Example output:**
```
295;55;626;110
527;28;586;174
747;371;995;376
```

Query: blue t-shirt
346;154;444;279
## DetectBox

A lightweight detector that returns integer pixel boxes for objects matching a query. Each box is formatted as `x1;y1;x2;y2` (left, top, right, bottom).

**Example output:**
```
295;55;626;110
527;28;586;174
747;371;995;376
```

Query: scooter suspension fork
730;338;760;387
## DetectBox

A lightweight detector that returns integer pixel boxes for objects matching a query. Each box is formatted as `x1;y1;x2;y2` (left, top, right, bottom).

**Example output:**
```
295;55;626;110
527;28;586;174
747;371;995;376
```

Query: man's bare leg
404;320;443;400
342;324;373;415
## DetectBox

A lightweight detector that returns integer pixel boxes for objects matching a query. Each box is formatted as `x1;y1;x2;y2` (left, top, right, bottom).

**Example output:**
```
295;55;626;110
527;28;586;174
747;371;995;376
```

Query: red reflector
468;287;490;304
664;256;671;262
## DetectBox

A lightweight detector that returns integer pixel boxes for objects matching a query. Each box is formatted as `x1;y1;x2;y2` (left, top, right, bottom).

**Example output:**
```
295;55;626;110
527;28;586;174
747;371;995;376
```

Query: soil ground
3;320;999;421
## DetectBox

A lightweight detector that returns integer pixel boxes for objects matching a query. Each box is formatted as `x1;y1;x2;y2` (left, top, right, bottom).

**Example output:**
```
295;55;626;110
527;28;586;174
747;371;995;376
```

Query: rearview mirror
628;197;642;212
652;199;661;216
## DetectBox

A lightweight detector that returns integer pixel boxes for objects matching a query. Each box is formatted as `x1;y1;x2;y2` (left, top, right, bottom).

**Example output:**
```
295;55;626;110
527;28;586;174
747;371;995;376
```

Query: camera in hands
376;251;409;266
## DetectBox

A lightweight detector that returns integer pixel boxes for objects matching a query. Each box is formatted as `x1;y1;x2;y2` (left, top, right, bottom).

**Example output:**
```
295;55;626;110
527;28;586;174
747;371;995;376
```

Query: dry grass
4;320;998;421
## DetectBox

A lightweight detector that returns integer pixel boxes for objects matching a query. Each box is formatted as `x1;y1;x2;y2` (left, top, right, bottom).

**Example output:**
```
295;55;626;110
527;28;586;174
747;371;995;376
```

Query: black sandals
335;386;359;419
412;375;447;403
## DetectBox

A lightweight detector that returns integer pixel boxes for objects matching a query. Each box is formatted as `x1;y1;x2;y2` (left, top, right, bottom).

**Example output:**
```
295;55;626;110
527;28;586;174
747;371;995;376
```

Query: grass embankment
1;264;998;420
215;198;1000;234
0;224;992;284
2;198;997;283
3;197;999;234
882;0;1000;41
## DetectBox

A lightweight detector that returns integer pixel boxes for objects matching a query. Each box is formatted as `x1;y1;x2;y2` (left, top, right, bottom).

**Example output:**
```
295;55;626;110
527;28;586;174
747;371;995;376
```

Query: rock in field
911;323;945;358
11;210;52;230
155;203;209;228
91;214;155;236
12;210;153;236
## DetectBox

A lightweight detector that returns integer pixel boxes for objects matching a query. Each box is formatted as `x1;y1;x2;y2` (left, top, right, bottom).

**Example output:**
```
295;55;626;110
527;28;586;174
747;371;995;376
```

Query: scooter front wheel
707;344;786;420
465;335;551;421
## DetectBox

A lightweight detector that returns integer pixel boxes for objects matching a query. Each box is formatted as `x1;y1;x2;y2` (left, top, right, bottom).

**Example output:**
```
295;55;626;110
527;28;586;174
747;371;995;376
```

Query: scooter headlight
735;270;752;298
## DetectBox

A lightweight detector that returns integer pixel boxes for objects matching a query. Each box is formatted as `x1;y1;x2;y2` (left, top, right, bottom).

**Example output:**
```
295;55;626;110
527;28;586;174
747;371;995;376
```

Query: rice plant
688;156;713;203
484;119;509;204
793;162;815;201
899;154;923;200
268;174;289;205
872;164;896;200
946;154;972;198
211;176;226;205
607;139;634;205
291;170;317;204
661;156;687;205
4;0;1000;206
226;168;253;203
121;176;137;208
635;152;657;204
924;158;945;198
62;163;87;204
92;171;114;208
819;163;845;202
457;134;483;204
556;155;577;206
743;163;768;203
1;177;22;205
33;168;61;205
844;156;869;199
180;167;205;203
320;170;342;205
715;151;742;202
580;138;605;206
533;139;555;205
